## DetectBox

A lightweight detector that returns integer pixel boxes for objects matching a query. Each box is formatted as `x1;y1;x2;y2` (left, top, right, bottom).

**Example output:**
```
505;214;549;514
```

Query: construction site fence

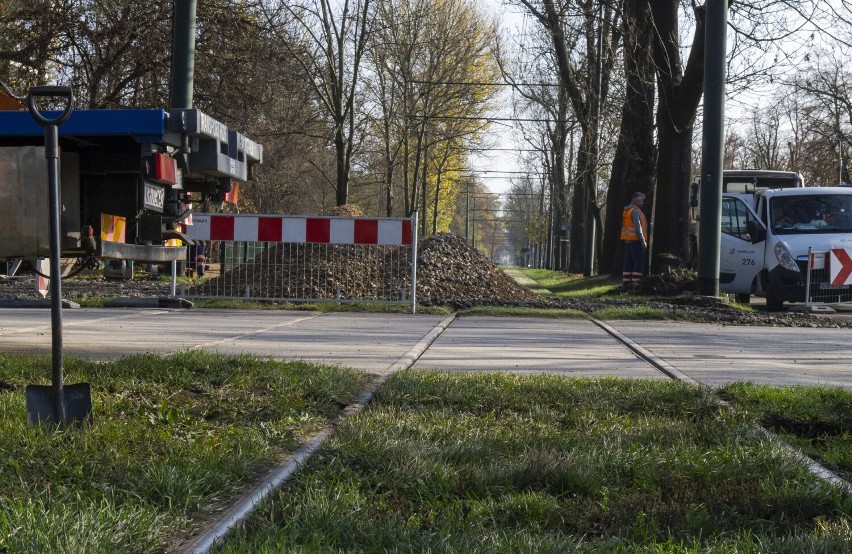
175;213;418;312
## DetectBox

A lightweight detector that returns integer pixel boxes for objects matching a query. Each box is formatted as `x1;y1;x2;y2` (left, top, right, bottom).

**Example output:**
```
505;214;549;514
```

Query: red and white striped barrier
186;214;413;245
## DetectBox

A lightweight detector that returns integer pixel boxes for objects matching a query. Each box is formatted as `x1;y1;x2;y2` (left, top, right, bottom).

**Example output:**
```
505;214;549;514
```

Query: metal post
410;210;419;314
170;0;197;110
805;247;813;307
171;260;178;297
697;0;728;297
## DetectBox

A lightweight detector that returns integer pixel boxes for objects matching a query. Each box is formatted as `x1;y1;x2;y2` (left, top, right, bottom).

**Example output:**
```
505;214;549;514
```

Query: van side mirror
746;220;765;244
689;181;699;208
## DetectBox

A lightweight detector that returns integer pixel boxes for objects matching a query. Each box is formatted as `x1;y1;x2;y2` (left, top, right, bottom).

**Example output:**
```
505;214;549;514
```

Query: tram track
591;316;852;496
181;312;459;553
179;312;851;552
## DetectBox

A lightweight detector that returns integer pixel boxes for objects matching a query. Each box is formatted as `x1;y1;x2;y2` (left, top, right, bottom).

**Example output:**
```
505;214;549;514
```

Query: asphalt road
1;307;850;388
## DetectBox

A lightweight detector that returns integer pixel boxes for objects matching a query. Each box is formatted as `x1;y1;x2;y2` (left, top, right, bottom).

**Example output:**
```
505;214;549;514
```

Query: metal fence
803;248;852;306
177;213;418;311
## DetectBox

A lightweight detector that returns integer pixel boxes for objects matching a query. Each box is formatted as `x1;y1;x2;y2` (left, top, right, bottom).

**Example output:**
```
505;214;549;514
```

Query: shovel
24;86;92;427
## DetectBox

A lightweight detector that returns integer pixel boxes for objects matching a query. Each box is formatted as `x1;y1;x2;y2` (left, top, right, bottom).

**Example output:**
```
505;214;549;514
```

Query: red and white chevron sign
830;248;852;286
186;214;413;245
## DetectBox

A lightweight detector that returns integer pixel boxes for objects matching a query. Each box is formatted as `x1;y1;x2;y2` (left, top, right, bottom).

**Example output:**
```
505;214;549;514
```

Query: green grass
215;372;852;553
721;383;852;482
0;351;370;553
519;268;623;298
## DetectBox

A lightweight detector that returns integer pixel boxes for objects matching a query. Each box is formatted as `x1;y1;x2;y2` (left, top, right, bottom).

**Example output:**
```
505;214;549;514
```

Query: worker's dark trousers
622;241;645;283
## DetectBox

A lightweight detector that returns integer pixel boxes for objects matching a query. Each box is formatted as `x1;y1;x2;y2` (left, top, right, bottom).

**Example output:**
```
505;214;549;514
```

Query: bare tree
268;0;373;206
514;0;621;274
366;0;500;227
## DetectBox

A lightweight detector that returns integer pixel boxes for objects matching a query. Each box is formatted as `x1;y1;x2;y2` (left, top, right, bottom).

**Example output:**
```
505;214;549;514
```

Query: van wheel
765;284;784;311
734;293;751;304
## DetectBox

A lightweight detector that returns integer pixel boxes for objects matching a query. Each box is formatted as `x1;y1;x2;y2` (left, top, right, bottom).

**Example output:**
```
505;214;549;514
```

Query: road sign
830;248;852;285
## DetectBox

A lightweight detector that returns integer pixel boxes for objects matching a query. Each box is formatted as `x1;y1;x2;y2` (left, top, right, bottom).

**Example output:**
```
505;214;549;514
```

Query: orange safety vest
620;206;647;241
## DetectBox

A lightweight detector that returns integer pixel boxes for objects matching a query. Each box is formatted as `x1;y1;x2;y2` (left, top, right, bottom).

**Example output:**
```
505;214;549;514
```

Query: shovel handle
27;86;74;128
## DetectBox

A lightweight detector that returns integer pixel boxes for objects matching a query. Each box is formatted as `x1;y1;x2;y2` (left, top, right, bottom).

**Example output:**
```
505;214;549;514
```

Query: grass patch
591;306;671;320
216;373;852;552
721;383;852;482
519;268;622;298
0;351;370;553
590;305;728;322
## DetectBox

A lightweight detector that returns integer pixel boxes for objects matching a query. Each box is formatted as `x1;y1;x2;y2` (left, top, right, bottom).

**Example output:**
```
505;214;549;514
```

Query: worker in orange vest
620;192;648;285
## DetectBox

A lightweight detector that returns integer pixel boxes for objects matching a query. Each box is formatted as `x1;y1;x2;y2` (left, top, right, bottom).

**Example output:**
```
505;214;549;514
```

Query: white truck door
719;196;765;294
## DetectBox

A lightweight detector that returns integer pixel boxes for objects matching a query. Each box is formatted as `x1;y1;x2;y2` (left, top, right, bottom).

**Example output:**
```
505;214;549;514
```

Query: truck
0;106;262;271
693;169;852;310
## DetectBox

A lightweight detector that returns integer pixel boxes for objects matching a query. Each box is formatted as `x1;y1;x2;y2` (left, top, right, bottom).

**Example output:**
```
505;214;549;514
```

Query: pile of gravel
417;233;541;306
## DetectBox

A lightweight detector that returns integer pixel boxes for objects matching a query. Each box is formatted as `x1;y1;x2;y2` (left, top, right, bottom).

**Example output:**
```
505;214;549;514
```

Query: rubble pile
416;233;541;306
186;232;540;304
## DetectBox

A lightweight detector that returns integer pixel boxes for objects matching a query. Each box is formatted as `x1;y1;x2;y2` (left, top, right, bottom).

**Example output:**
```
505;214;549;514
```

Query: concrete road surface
605;320;852;389
411;316;663;379
1;308;850;388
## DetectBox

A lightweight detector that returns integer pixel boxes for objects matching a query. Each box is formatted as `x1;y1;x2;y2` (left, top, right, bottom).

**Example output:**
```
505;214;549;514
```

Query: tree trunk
601;0;656;276
568;131;593;273
652;113;694;267
385;162;394;216
335;123;348;205
648;1;707;271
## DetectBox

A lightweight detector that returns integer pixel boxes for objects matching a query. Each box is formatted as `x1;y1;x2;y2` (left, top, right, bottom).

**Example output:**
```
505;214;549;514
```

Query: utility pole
697;0;727;297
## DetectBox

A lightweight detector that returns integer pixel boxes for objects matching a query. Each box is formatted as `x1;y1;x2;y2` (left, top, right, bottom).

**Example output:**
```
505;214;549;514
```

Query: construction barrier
179;213;418;311
804;247;852;306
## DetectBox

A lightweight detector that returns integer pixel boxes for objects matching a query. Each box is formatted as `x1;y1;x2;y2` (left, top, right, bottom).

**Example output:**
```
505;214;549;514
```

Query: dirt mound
416;233;541;306
185;232;538;305
188;243;406;301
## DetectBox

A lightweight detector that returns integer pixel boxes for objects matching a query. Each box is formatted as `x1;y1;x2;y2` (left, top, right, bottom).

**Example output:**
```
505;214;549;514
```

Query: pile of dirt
187;244;407;301
416;233;541;306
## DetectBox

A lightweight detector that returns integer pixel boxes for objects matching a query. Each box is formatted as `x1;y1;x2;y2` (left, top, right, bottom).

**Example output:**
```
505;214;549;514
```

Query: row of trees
0;0;505;245
502;0;852;275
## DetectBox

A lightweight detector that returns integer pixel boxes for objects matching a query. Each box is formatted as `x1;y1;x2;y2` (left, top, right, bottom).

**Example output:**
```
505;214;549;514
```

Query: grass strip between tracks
721;383;852;483
214;372;852;553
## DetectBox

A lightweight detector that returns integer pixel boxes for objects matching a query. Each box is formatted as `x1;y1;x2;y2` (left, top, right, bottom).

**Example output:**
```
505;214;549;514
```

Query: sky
466;0;529;198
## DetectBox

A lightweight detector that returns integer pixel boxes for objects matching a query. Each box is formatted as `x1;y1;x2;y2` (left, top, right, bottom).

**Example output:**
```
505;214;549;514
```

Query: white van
718;186;852;310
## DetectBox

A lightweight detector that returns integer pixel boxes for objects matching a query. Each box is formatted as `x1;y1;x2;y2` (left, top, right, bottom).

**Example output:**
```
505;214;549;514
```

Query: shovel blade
26;383;92;427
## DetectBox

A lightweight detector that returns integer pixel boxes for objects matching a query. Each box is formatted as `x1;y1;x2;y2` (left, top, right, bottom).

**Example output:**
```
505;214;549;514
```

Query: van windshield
770;195;852;234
